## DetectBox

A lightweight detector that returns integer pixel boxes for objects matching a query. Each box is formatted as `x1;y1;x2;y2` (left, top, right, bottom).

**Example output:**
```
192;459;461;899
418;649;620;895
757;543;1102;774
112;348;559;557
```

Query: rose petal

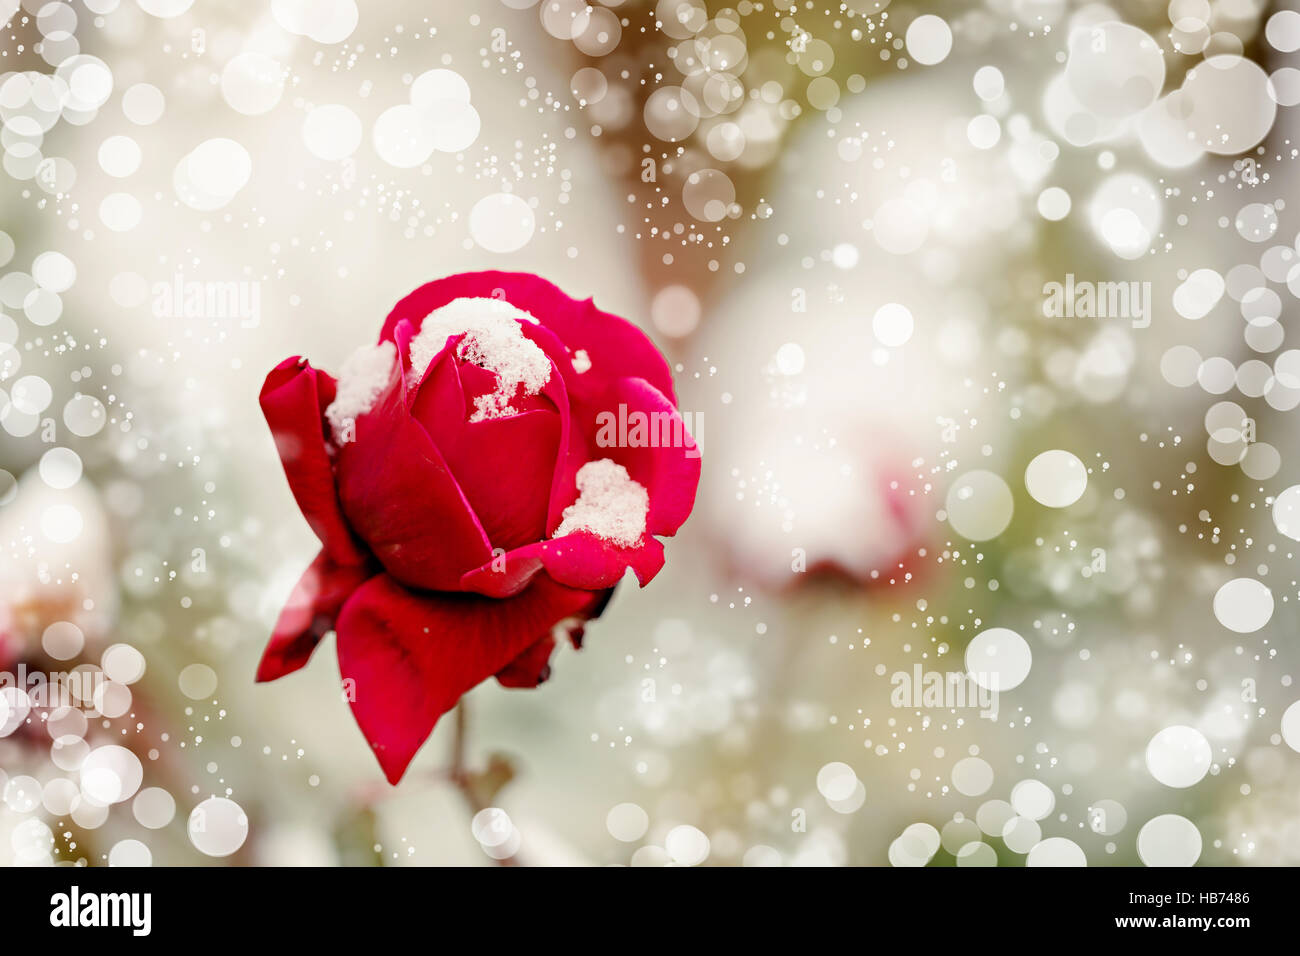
408;335;465;421
494;586;617;684
456;547;544;598
334;358;493;590
335;573;601;783
256;550;377;682
494;634;556;688
449;411;561;551
378;271;676;405
260;357;367;566
413;347;563;551
461;532;665;596
576;377;701;537
567;586;617;648
511;321;596;535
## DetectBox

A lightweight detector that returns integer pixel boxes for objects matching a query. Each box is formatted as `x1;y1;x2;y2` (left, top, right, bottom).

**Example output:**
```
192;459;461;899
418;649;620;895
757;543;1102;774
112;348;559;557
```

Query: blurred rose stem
449;700;519;866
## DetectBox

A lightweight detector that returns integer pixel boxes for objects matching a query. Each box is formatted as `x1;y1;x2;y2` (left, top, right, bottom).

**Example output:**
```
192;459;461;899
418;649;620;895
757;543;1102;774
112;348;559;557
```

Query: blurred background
2;0;1300;866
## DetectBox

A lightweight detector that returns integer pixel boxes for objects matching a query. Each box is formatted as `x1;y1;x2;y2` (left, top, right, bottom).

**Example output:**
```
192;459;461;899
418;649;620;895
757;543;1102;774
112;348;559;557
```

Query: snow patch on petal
325;341;397;441
554;459;649;548
409;296;551;422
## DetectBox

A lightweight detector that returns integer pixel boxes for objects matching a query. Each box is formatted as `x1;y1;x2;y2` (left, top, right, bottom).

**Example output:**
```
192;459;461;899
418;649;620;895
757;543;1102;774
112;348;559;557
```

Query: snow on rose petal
324;340;396;442
554;459;649;548
408;297;552;421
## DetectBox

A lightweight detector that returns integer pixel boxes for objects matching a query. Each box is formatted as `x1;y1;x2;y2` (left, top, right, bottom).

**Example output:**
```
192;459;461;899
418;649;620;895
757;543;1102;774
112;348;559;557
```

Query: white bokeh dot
1146;725;1211;788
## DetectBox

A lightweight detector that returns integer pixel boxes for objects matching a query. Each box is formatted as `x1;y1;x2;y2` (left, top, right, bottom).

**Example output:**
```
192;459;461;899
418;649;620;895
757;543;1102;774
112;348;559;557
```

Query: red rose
257;272;700;783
